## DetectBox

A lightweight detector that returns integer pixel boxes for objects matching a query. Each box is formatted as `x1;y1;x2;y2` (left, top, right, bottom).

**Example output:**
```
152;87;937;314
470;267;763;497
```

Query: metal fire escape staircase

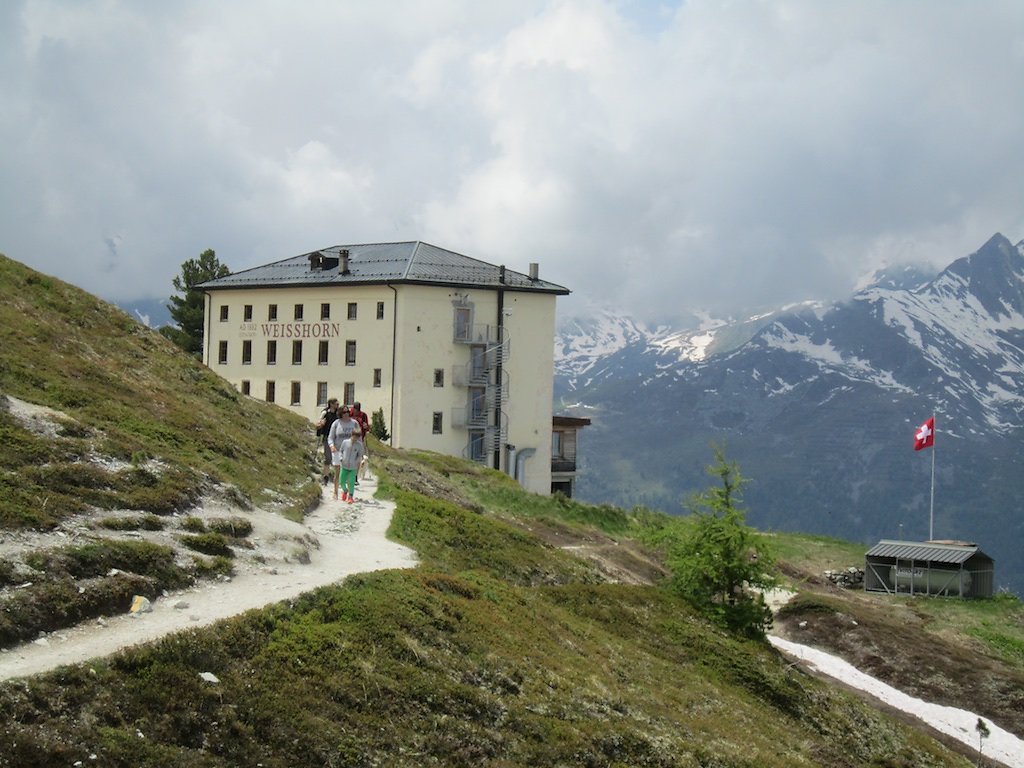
452;324;510;463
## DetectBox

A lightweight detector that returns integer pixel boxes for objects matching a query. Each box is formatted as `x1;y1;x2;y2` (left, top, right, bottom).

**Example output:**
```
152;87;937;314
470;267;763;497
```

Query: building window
552;431;564;458
470;345;486;381
318;340;329;365
373;368;382;387
432;412;443;434
317;381;328;406
290;381;301;406
470;387;486;421
376;301;385;320
433;368;444;387
268;304;278;321
292;340;302;365
454;306;471;341
219;305;229;322
320;302;330;320
241;380;251;396
266;380;276;403
345;340;356;365
468;430;486;462
242;340;252;365
218;340;228;364
294;303;304;321
243;304;253;321
267;340;277;365
343;382;355;405
347;302;358;320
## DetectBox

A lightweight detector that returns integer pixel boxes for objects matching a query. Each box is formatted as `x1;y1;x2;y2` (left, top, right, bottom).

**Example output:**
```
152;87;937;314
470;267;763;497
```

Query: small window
242;340;252;365
373;368;382;388
552;431;564;458
241;380;251;396
294;303;304;321
343;382;355;405
345;340;356;366
290;381;301;406
320;302;330;320
268;304;278;321
243;304;253;321
218;340;228;364
219;305;229;322
267;340;277;365
432;412;443;434
266;380;276;403
347;302;358;320
316;381;328;406
318;340;329;365
376;301;385;320
292;340;302;365
433;368;444;387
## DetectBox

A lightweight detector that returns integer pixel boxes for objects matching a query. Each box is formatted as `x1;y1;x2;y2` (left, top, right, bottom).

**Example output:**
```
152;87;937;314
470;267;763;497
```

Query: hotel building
198;242;571;494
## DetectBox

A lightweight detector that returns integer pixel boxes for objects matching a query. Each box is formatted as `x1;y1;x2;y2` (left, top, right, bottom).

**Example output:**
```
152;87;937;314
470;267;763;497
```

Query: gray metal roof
865;540;992;565
197;241;570;294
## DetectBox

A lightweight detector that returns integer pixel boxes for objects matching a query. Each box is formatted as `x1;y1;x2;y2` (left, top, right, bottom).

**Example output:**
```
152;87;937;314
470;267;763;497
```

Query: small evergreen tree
370;407;390;442
160;249;230;355
667;447;776;638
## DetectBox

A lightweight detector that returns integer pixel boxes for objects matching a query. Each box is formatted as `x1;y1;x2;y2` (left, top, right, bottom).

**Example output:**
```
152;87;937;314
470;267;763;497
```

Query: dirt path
0;477;417;681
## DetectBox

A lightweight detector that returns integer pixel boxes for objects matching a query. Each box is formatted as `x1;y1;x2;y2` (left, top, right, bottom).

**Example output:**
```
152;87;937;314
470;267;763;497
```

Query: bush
207;516;253;538
179;532;233;558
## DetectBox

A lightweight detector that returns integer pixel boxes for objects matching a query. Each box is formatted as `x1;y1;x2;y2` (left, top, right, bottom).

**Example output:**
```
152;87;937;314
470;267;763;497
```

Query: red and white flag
914;417;935;451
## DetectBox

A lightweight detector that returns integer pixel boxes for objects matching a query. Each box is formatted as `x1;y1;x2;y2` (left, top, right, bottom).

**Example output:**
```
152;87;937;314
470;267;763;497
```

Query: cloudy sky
2;0;1023;323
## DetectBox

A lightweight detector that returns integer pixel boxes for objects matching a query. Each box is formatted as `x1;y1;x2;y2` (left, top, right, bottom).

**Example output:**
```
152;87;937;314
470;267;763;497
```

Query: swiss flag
914;417;935;451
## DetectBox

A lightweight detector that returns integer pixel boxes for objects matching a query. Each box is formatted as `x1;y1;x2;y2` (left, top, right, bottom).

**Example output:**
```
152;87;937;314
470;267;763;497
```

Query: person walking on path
338;428;365;503
328;405;360;499
350;401;371;485
316;398;339;485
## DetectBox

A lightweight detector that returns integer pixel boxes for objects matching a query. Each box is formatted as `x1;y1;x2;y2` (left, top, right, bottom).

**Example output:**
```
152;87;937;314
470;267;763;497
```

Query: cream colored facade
200;245;567;495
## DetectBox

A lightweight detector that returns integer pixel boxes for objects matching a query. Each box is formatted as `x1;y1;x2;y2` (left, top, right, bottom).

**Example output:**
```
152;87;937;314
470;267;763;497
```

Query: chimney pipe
340;248;350;275
528;262;539;281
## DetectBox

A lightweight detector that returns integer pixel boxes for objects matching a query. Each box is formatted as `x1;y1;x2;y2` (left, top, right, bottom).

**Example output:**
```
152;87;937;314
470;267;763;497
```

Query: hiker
328;405;360;499
338;428;365;503
315;398;339;485
350;401;371;484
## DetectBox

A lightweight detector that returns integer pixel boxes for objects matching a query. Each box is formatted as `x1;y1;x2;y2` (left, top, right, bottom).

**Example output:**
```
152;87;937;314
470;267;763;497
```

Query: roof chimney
308;251;324;271
340;248;350;275
529;262;539;281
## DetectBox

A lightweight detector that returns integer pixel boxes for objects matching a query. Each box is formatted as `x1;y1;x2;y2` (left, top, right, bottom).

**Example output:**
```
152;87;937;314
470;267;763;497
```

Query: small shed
864;540;994;599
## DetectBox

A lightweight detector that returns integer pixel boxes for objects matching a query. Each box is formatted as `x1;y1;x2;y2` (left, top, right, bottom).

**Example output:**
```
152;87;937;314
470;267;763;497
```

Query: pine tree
160;249;230;355
370;407;390;442
667;447;776;638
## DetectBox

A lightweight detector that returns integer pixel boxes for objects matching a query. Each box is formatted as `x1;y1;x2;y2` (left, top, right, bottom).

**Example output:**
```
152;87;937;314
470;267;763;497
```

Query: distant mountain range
555;233;1024;595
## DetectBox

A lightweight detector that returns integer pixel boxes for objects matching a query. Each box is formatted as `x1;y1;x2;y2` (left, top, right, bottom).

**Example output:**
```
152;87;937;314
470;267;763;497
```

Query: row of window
218;339;358;366
242;379;362;408
220;301;386;323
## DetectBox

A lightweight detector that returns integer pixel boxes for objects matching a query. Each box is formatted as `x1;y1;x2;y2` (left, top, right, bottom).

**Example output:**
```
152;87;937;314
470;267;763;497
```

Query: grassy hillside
1;253;1021;766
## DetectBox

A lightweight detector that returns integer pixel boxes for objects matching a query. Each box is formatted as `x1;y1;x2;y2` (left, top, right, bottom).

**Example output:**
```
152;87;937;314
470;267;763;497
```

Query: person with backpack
315;398;339;486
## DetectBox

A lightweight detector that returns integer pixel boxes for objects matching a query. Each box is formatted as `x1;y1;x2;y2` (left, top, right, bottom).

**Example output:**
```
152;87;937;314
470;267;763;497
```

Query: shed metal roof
197;241;570;294
865;540;992;565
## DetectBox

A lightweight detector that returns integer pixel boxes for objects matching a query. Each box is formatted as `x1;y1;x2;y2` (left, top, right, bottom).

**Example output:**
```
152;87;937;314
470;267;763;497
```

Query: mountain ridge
555;233;1024;595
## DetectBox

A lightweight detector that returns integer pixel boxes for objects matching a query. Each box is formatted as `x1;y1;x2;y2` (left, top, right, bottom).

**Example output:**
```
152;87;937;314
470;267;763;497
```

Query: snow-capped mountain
556;233;1024;594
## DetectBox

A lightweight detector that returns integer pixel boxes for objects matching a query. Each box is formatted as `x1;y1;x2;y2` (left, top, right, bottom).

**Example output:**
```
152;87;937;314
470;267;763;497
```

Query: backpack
315;409;329;436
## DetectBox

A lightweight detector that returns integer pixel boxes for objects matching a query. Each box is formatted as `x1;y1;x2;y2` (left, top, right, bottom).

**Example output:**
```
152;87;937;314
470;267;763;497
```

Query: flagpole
929;415;936;541
929;442;935;540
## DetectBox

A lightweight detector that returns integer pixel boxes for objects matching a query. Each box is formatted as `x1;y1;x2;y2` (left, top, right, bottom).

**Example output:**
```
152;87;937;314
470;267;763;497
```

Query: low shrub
207;516;253;538
179;532;233;558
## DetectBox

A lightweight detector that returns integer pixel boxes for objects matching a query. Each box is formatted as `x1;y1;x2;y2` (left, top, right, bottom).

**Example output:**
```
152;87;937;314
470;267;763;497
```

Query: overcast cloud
2;0;1023;323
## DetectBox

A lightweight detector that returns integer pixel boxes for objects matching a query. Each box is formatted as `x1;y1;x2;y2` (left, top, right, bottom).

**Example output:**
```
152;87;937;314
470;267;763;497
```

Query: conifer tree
370;408;390;442
160;249;230;355
668;447;776;638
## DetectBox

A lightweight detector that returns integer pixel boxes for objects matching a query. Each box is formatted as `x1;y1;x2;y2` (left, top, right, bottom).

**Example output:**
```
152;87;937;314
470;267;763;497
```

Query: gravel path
0;477;417;681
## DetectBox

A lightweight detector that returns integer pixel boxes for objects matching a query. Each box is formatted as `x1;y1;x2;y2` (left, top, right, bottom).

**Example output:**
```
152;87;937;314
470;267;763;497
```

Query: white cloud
1;0;1023;320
